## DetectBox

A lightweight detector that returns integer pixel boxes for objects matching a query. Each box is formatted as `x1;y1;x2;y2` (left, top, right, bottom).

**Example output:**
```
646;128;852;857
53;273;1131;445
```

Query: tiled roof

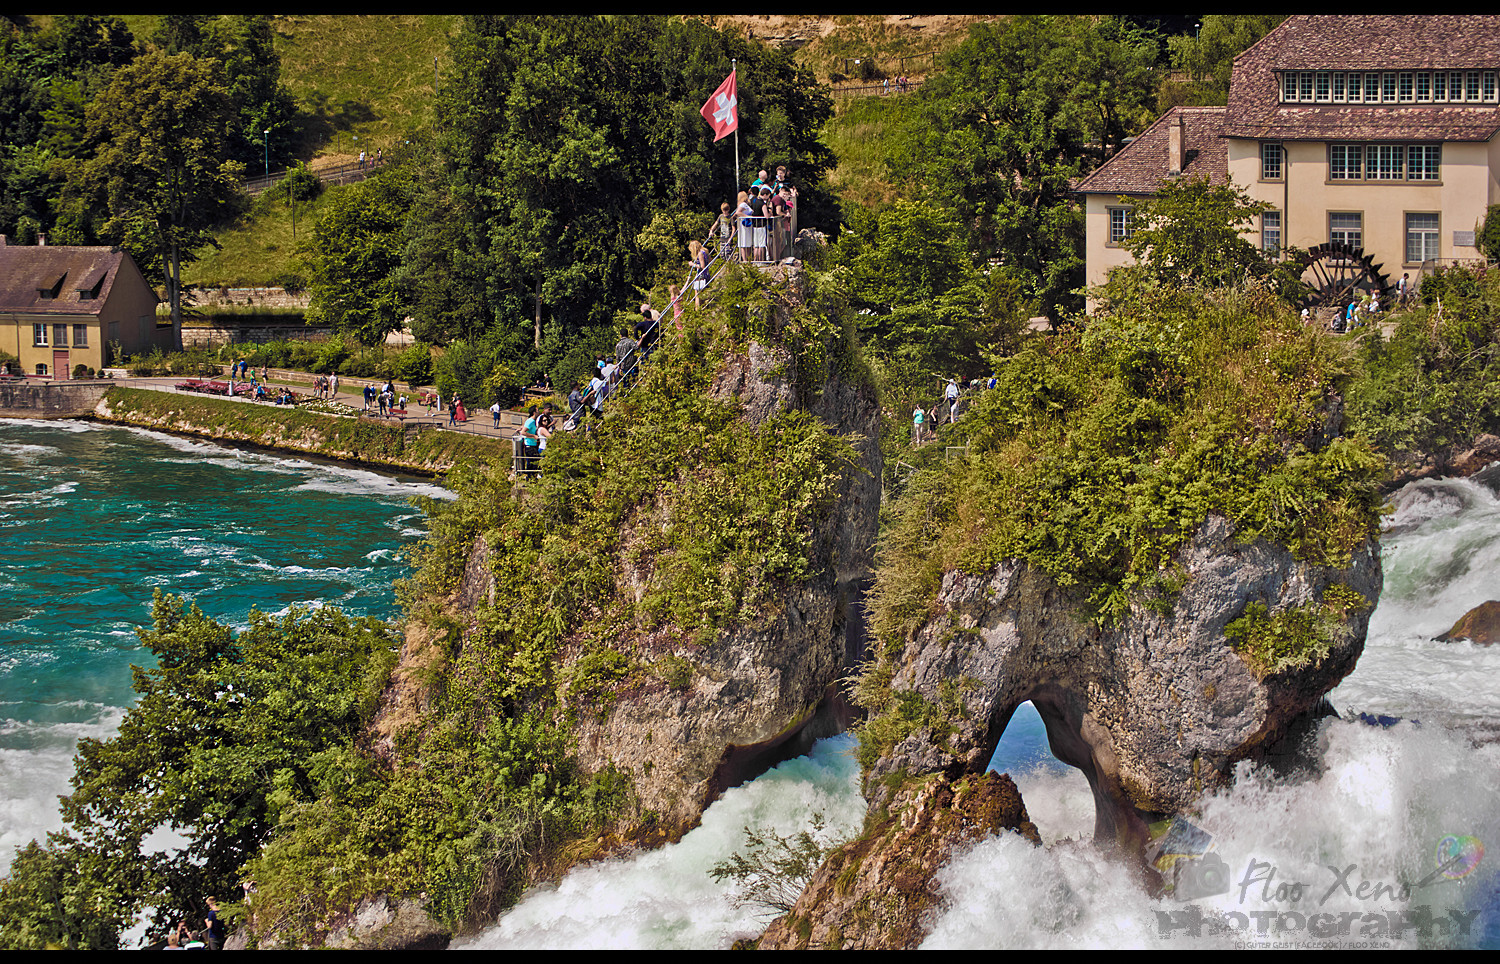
1073;107;1228;196
1225;16;1500;141
0;246;144;315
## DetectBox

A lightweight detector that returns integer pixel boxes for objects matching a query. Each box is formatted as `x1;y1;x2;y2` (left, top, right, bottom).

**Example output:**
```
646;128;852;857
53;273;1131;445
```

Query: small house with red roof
0;239;162;378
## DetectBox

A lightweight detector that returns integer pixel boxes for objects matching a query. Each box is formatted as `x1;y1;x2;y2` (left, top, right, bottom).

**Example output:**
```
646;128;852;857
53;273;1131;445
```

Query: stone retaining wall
0;379;114;418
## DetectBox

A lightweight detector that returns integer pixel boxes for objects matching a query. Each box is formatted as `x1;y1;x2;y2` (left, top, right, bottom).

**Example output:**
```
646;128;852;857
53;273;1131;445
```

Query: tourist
946;379;960;423
204;896;226;951
767;188;789;261
748;188;769;262
455;395;467;422
522;405;540;472
329;372;338;399
568;383;585;420
689;239;712;308
736;191;754;262
912;405;925;446
636;304;659;359
715;201;736;259
538;402;556;443
447;395;457;424
490;400;502;429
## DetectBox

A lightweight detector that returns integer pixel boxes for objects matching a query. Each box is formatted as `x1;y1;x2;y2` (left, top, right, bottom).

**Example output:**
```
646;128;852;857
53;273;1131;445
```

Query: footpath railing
242;159;387;196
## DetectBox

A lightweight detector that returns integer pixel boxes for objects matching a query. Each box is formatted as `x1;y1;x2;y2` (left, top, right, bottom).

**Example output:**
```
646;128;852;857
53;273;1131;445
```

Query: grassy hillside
272;14;458;166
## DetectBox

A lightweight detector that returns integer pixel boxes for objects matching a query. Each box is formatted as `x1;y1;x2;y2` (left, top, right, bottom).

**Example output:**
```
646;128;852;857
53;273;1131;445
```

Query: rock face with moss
567;317;882;833
780;289;1388;949
337;265;881;941
871;514;1378;844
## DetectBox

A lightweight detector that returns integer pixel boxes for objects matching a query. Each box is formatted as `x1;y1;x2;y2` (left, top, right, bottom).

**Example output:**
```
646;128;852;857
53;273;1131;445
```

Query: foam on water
457;735;864;951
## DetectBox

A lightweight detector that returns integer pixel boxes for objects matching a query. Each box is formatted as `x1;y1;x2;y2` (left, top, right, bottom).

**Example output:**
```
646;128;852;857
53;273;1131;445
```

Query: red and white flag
700;70;738;142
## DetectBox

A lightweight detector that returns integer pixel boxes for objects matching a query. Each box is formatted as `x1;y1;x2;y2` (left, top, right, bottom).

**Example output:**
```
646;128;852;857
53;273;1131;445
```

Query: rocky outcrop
863;516;1380;855
570;280;883;837
759;517;1380;949
758;771;1039;950
1435;600;1500;645
1386;432;1500;490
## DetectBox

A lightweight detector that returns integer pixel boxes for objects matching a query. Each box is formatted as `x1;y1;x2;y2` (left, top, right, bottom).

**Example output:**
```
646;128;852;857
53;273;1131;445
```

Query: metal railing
242;159;387;196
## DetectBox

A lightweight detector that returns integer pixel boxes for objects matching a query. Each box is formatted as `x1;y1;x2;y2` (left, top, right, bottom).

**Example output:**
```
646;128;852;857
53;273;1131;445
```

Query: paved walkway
115;375;537;444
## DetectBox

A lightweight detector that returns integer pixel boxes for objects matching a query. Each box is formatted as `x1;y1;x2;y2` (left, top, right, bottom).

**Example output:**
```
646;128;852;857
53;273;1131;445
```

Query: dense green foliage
869;286;1384;644
1157;16;1285;109
1344;264;1500;466
386;16;836;385
1118;177;1270;289
0;594;398;948
888;16;1160;318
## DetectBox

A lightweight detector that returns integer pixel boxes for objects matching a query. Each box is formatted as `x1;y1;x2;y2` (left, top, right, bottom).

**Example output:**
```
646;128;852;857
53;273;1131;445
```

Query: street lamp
263;128;270;180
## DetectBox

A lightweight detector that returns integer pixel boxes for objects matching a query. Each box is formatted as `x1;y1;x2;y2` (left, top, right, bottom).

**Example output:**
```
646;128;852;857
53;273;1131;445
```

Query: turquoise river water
0;417;448;875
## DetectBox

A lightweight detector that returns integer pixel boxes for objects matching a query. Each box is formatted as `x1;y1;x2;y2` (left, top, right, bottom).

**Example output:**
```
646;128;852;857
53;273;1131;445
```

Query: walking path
114;375;536;444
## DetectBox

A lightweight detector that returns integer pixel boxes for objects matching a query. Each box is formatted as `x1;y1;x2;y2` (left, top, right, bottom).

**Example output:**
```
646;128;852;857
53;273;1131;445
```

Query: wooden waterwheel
1294;242;1391;308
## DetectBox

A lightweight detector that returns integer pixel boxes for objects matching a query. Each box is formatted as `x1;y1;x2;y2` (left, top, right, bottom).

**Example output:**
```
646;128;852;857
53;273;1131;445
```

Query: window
1416;72;1431;102
1261;142;1283;181
1109;207;1135;244
1371;144;1405;180
1409;144;1441;180
53;324;68;348
1330;212;1363;250
35;363;48;377
1434;72;1447;101
1282;72;1298;101
72;325;89;348
1407;213;1440;264
33;323;47;347
1300;71;1315;102
1365;73;1381;102
1467;71;1481;102
1486;71;1498;102
1329;144;1363;180
1451;72;1464;101
1316;71;1331;102
1333;72;1347;102
1328;143;1439;182
1382;72;1398;103
1262;211;1282;255
1398;72;1414;103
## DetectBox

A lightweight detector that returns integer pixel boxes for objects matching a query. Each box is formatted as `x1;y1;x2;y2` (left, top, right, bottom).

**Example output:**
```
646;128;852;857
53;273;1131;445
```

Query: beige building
0;241;163;378
1077;15;1500;310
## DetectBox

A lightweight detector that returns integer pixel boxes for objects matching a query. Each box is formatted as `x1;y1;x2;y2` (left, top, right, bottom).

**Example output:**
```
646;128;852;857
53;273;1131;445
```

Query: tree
1118;175;1270;289
1477;203;1500;261
891;16;1159;318
73;51;244;348
36;592;398;943
1161;16;1285;109
407;15;835;374
303;170;411;346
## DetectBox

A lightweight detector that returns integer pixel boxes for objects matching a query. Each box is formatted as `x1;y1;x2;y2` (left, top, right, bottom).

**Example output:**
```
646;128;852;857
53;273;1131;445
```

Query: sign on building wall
1453;230;1477;247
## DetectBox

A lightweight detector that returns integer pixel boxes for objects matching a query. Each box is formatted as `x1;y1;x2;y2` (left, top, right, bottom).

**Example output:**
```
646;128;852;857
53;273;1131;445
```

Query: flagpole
732;59;740;198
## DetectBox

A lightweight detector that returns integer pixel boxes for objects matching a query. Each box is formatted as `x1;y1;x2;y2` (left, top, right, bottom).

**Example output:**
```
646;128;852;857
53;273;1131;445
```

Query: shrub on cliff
870;285;1385;642
1344;264;1500;465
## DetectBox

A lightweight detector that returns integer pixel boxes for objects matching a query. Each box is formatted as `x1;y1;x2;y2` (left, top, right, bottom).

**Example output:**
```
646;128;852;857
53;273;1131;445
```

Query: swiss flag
700;71;738;142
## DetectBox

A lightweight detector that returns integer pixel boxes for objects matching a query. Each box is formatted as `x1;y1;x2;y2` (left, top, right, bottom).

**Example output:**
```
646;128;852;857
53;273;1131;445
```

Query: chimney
1168;114;1185;175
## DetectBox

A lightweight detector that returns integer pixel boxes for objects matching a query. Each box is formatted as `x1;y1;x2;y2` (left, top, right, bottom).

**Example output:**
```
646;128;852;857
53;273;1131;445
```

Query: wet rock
1435;600;1500;645
865;514;1381;857
758;771;1038;950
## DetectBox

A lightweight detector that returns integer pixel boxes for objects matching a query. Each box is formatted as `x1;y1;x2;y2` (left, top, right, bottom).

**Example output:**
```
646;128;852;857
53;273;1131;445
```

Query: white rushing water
466;471;1500;950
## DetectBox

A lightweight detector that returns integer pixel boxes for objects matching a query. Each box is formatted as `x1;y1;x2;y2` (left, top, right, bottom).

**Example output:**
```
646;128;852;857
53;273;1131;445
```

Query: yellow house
0;241;163;378
1078;15;1500;310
